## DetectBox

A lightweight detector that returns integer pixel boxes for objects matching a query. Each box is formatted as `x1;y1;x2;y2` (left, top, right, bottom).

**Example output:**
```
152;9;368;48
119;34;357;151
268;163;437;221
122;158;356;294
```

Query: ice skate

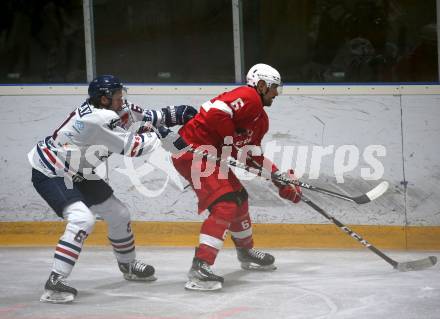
185;257;224;291
118;260;157;281
236;248;277;271
40;271;77;304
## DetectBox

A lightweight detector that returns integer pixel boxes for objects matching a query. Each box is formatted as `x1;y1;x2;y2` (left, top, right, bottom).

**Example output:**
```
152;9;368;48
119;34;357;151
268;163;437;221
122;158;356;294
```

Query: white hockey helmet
246;63;282;90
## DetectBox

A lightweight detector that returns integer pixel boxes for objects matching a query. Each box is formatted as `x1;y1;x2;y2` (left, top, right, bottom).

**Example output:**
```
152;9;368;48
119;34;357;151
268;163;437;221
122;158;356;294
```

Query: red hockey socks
230;199;254;249
196;201;239;265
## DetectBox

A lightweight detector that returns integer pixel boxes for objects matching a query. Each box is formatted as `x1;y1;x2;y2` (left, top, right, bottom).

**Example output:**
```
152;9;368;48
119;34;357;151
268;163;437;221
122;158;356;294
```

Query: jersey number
241;220;250;230
74;230;88;243
130;104;143;113
230;98;244;111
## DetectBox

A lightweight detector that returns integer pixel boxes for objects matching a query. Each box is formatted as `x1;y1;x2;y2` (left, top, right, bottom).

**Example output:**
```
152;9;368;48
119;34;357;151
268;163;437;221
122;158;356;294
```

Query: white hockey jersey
28;100;165;179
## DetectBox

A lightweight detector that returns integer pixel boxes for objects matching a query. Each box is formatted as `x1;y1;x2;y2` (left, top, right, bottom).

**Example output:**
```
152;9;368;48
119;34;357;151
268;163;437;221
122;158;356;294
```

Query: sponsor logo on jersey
234;128;254;146
72;120;84;133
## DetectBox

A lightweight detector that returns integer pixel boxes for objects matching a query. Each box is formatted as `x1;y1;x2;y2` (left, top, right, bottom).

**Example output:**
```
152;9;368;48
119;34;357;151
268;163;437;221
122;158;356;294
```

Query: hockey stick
301;195;437;271
174;140;436;271
240;147;389;205
242;151;437;271
185;145;388;205
104;158;110;183
294;180;389;204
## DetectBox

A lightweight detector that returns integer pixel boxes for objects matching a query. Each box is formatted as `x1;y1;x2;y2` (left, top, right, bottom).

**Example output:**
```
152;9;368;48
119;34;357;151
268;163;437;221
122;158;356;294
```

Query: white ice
0;247;438;319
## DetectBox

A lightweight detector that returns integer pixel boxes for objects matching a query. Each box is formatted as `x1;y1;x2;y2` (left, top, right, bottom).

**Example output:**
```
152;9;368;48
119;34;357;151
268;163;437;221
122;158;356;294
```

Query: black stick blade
352;181;390;204
396;256;437;272
352;194;371;204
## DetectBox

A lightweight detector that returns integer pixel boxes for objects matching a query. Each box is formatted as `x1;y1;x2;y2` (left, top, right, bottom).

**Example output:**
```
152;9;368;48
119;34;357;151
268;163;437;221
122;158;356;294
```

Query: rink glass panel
0;0;438;84
0;0;86;84
93;0;235;83
241;0;439;83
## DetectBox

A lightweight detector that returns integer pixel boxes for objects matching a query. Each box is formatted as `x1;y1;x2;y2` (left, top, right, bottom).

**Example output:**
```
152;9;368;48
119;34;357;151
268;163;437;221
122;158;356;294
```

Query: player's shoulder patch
78;103;92;118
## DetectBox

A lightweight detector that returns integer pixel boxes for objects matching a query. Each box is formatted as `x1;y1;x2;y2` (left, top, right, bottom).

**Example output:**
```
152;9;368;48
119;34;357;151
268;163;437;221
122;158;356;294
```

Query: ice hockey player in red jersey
28;75;197;303
172;64;302;291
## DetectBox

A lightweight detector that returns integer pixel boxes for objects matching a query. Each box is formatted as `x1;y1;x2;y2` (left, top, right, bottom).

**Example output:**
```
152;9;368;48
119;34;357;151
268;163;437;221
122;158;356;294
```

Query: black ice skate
118;260;156;281
40;271;77;304
236;248;277;271
185;257;224;291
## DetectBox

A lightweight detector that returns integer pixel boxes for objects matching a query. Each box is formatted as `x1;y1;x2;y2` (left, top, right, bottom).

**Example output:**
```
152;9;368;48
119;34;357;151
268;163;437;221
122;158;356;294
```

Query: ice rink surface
0;247;439;319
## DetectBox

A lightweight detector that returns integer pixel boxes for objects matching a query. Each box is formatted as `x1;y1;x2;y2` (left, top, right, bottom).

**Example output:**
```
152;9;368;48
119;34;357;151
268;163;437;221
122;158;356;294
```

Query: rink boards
0;85;439;250
1;221;439;250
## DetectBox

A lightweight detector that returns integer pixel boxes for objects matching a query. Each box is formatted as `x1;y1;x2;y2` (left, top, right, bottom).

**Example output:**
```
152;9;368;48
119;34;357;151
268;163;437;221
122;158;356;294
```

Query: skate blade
40;290;75;304
123;274;157;282
184;279;222;291
240;262;277;271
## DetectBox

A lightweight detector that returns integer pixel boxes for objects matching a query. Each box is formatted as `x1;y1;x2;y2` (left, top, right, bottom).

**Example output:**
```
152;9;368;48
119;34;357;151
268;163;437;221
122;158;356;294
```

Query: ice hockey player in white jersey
28;75;197;303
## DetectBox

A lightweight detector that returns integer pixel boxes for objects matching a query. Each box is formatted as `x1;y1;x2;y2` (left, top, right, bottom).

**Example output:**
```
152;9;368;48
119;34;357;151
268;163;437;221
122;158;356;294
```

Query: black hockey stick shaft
243;152;367;204
241;149;399;268
301;195;398;268
240;149;436;271
297;183;366;204
185;146;385;204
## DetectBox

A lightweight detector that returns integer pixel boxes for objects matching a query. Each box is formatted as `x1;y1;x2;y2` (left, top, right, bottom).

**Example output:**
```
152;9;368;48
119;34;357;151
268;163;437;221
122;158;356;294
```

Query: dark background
0;0;437;83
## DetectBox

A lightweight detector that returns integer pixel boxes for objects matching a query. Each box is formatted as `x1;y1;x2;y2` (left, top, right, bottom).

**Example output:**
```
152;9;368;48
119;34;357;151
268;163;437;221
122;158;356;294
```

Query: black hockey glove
154;126;191;155
155;126;172;139
162;105;198;127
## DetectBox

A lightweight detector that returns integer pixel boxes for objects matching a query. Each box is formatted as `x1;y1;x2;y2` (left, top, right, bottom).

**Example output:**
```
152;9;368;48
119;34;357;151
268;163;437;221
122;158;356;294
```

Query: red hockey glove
272;169;302;204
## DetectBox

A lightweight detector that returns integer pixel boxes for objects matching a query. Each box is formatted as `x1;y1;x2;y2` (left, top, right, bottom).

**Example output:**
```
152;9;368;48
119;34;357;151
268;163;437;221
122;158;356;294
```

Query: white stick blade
396;256;437;272
366;181;389;201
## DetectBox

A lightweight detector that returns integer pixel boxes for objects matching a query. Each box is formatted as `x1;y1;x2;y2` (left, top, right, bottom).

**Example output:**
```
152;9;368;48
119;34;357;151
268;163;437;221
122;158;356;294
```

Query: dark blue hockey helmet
88;75;126;105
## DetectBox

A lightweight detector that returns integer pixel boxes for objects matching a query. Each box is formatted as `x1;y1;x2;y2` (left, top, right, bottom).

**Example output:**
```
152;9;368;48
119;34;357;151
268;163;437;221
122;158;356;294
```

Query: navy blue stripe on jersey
54;254;75;266
44;137;82;177
59;240;82;253
44;136;55;147
63;150;79;175
36;144;56;175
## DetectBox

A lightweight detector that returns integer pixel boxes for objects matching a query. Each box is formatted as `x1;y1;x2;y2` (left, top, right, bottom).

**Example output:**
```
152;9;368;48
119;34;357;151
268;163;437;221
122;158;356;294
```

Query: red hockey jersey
179;86;269;152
